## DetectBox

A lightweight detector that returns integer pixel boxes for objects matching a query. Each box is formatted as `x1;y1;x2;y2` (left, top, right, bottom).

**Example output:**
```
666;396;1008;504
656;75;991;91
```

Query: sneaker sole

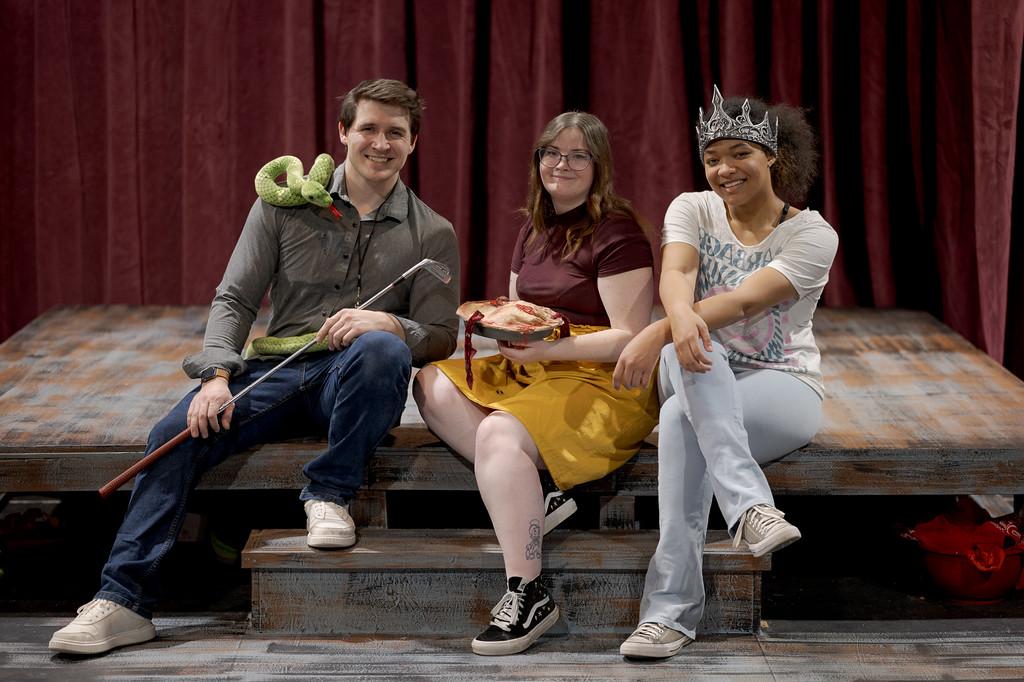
543;498;578;535
471;606;560;656
620;633;692;659
48;623;156;655
747;527;801;558
307;531;357;549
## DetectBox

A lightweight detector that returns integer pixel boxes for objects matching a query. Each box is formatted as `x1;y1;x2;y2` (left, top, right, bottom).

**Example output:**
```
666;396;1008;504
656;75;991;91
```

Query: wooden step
242;528;770;636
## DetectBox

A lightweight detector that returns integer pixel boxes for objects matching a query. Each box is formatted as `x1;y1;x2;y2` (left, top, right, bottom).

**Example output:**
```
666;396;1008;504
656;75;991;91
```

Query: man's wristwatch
199;367;231;384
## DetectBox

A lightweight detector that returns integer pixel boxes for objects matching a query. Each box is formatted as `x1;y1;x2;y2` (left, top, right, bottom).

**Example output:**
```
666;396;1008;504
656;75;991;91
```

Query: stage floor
5;614;1023;680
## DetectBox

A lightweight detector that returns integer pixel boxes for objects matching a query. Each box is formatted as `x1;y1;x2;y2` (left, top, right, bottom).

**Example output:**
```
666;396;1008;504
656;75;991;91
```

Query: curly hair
719;96;819;204
522;111;649;258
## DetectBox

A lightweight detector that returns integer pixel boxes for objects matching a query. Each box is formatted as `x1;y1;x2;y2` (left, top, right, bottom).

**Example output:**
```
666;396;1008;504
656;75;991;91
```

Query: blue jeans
96;331;411;617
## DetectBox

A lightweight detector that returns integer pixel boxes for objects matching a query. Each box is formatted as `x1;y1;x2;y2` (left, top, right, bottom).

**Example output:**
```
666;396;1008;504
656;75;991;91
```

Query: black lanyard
352;185;397;306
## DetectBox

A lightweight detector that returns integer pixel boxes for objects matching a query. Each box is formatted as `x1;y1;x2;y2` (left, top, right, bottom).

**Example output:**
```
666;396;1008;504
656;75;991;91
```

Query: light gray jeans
638;341;822;639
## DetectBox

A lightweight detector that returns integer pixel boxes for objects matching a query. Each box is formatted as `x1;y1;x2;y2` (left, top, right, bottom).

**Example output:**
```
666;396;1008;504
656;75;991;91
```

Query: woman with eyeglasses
613;86;838;659
414;111;659;655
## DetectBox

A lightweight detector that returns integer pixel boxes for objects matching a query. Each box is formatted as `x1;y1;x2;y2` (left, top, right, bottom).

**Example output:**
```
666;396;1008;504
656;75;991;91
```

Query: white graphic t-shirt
662;191;839;397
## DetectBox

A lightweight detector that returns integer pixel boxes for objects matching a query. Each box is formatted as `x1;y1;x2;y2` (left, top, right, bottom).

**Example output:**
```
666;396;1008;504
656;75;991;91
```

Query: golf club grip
98;427;191;498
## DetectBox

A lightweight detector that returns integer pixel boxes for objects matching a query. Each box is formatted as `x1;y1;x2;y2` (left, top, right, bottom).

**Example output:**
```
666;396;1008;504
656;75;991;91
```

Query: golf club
98;257;452;497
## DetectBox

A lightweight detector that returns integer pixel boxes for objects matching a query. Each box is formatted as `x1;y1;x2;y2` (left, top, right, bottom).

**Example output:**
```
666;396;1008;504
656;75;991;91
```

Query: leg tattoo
525;519;541;560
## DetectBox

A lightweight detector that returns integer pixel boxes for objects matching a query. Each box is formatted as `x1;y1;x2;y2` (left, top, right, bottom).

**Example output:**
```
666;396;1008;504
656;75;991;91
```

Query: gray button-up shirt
182;164;459;376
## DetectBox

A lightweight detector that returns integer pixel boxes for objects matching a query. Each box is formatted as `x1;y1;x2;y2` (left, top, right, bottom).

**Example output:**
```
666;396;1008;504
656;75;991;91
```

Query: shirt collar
549;202;588;226
329;163;409;222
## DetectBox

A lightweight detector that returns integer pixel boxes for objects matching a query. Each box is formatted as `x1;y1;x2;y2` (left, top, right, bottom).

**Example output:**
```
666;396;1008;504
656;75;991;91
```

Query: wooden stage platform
0;305;1022;497
1;305;1023;670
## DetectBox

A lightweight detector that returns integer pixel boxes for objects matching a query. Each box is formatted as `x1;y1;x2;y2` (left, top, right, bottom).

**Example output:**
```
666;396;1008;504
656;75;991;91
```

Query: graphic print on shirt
697;227;793;365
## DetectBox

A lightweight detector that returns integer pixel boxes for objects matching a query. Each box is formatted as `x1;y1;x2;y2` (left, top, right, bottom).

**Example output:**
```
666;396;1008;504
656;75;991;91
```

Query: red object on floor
907;513;1024;602
922;552;1021;603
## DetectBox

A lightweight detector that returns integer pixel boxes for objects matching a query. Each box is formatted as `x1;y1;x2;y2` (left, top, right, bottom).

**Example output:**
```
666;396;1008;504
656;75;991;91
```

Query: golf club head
418;258;452;284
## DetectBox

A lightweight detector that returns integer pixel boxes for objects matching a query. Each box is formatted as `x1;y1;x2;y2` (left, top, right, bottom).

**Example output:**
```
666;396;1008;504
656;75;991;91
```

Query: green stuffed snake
247;332;327;358
254;153;342;219
247;154;339;356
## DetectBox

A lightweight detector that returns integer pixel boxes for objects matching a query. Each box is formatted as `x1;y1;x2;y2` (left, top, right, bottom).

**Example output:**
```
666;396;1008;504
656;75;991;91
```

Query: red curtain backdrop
2;0;1023;374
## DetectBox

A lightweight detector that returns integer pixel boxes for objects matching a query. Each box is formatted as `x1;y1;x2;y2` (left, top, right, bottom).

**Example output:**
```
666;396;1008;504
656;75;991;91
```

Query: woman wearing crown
613;86;839;658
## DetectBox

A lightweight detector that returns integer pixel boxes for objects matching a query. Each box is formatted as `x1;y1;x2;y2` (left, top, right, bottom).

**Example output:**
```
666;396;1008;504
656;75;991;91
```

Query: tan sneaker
620;622;692;658
48;599;155;655
733;503;801;557
304;499;356;548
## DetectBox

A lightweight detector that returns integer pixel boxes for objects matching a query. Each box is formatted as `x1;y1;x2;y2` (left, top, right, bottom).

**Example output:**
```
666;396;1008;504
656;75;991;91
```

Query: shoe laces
309;500;347;521
630;622;668;643
310;501;328;520
76;599;115;623
732;504;786;548
489;588;524;632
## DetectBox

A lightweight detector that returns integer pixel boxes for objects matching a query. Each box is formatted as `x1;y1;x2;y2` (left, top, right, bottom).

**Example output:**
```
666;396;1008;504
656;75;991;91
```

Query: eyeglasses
537;147;593;171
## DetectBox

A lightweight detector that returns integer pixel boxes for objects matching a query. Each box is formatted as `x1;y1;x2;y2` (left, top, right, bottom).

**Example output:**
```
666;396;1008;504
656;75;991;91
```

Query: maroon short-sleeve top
510;205;653;326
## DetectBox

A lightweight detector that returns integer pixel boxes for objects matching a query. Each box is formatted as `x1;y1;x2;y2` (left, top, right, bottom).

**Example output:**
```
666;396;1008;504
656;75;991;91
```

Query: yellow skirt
430;325;659;490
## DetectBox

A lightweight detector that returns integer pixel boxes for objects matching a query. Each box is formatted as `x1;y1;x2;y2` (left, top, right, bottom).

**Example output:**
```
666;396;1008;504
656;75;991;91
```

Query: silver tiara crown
696;84;778;158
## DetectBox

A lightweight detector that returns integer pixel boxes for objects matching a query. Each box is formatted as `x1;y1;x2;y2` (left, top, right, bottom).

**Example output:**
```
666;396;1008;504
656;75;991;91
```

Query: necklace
776;201;791;226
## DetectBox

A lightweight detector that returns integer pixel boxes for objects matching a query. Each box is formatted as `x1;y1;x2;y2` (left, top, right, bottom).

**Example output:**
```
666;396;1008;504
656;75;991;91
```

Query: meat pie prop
457;297;569;388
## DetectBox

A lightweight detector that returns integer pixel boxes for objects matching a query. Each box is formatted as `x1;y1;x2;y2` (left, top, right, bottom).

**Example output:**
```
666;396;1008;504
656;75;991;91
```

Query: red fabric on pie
458;297;570;388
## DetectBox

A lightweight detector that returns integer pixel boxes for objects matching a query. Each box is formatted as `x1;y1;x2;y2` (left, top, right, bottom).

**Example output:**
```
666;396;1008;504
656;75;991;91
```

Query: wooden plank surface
1;306;1023;494
241;529;769;572
250;568;758;636
241;528;770;569
812;308;1024;451
0;306;208;449
5;615;1023;681
244;530;763;635
0;305;437;450
3;443;1024;495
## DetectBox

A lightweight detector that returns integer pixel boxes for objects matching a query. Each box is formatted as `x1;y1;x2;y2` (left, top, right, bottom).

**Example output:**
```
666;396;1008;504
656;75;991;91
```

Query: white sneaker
48;599;155;655
733;503;801;557
304;499;356;548
620;622;692;658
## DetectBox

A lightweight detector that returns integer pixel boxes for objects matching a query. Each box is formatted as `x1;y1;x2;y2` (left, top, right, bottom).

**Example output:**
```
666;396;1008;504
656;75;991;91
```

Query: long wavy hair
522;111;648;258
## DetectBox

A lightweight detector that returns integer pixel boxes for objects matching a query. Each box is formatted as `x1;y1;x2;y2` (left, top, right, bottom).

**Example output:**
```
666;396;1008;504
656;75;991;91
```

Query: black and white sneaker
540;472;577;534
543;490;577;534
471;576;560;655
